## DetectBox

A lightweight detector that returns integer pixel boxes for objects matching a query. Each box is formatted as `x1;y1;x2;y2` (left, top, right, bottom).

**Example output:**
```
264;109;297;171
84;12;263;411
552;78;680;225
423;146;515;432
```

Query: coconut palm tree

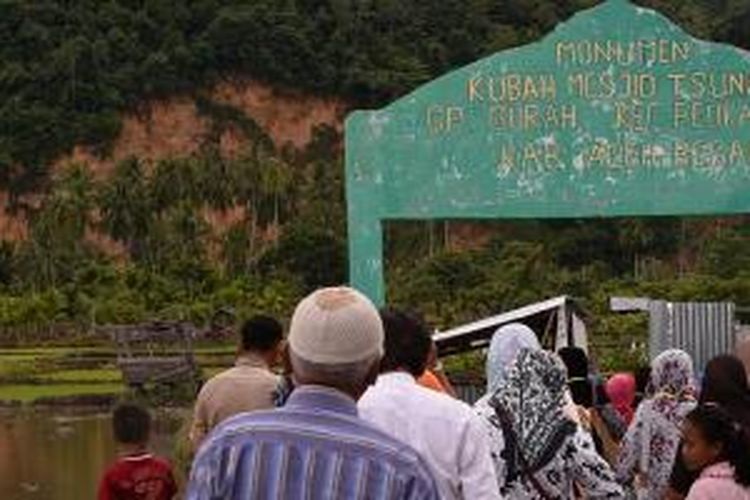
97;157;153;262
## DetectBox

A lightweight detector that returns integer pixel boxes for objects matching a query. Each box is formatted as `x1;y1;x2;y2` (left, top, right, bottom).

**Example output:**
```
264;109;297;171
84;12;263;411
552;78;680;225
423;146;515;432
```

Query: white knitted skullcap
288;287;384;365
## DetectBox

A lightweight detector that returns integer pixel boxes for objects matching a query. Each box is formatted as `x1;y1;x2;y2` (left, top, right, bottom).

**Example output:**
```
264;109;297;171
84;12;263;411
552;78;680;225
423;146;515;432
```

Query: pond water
0;409;187;500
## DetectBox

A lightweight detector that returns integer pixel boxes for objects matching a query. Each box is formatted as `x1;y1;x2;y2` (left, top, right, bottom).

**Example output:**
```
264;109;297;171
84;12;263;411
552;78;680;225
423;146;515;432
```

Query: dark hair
634;364;651;406
558;347;593;407
113;403;151;445
241;315;283;352
635;364;651;393
700;355;750;430
686;404;750;486
379;309;432;378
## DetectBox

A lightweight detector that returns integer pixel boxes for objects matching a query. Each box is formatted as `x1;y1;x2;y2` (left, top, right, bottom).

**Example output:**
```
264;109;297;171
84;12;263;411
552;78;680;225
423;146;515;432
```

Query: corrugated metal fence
649;301;736;373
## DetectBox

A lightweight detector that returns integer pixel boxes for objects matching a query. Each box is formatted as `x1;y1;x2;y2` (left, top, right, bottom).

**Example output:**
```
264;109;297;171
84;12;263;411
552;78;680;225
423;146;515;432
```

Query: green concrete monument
346;0;750;304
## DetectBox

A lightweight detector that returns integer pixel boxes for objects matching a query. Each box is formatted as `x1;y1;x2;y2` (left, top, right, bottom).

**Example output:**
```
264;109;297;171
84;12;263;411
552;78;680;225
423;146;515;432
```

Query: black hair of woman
684;404;750;486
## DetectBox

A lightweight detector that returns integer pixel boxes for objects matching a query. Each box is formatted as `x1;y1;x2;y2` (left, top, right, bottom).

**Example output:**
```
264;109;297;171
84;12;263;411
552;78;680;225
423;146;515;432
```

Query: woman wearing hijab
606;373;637;425
486;348;623;498
667;354;750;499
590;381;629;466
474;323;541;481
616;349;697;500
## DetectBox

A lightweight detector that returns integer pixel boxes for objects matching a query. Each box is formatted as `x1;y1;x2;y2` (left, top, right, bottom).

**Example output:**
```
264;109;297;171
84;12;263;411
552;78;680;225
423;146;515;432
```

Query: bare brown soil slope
59;80;347;177
0;81;347;248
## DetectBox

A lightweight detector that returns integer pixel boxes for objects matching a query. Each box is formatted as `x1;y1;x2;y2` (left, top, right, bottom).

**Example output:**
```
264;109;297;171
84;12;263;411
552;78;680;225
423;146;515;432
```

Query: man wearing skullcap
186;287;440;500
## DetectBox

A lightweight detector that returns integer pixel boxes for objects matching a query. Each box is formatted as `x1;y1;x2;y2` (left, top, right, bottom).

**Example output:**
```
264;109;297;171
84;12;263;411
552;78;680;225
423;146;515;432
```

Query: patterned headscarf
485;323;540;394
650;349;695;400
606;373;636;425
492;349;575;468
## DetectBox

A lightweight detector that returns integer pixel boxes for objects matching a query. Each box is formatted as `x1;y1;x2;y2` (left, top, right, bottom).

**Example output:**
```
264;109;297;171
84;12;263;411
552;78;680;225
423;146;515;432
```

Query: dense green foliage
0;126;346;343
387;219;750;371
3;0;750;192
0;1;749;373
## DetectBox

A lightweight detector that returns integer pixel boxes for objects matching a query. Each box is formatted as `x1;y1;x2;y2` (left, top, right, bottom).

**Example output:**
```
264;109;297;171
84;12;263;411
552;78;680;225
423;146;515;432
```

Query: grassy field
0;383;124;402
0;344;236;404
38;369;123;383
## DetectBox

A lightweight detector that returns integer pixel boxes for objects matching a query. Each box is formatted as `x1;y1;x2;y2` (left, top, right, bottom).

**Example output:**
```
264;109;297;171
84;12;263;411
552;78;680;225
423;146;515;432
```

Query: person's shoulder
209;365;279;386
211;406;280;434
202;404;420;463
413;383;477;418
205;365;244;382
687;475;727;500
363;379;475;421
147;454;175;472
257;369;281;388
196;368;233;394
298;406;425;467
361;424;438;471
385;378;458;407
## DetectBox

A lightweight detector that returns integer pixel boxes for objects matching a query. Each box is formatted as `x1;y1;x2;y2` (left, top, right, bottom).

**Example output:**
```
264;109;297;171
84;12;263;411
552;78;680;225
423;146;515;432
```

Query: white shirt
359;372;502;500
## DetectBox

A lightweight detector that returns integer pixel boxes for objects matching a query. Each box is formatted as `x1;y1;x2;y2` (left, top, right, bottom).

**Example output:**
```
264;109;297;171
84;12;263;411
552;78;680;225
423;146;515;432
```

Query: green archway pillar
347;215;384;306
346;114;386;304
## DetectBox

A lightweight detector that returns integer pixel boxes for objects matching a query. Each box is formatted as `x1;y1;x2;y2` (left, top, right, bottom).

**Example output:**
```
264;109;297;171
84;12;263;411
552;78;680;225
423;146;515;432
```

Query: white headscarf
485;323;541;394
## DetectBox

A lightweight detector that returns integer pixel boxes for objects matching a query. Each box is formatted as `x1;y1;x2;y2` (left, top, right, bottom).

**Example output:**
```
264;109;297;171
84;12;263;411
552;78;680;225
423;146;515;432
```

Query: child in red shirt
98;403;177;500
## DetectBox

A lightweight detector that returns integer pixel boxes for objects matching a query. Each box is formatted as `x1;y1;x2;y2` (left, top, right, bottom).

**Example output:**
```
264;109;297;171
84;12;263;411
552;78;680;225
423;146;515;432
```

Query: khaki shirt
190;353;279;447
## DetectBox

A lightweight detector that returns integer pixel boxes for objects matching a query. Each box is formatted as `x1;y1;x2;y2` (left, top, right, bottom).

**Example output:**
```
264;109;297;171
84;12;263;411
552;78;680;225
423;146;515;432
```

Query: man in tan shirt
189;315;283;448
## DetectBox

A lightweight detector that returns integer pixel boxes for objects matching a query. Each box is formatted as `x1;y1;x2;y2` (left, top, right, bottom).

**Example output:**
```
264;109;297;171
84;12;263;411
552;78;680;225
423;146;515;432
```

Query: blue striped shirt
186;385;441;500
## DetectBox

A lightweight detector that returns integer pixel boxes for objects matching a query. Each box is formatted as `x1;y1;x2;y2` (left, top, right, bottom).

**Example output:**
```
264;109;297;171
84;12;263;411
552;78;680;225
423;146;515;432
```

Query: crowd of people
97;286;750;499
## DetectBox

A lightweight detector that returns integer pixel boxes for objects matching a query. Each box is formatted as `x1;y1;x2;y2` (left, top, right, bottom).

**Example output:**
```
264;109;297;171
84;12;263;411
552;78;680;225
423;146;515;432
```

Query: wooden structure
108;320;202;388
433;296;588;356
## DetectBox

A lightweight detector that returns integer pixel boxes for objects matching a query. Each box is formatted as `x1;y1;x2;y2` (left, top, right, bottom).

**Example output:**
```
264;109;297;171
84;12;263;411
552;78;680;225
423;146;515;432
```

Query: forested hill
0;1;749;363
2;0;750;193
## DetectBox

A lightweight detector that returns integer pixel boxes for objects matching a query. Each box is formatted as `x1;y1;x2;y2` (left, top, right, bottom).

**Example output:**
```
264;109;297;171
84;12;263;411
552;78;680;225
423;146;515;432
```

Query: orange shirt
418;370;446;393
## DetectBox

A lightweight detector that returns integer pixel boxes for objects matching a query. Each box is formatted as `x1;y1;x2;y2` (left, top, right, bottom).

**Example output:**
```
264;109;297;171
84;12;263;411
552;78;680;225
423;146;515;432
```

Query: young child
98;403;178;500
681;404;750;500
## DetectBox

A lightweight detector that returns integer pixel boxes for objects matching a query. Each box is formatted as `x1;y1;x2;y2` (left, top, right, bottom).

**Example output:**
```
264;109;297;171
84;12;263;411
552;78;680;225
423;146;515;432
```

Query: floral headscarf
650;349;695;400
485;323;540;394
492;348;575;469
616;349;697;499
